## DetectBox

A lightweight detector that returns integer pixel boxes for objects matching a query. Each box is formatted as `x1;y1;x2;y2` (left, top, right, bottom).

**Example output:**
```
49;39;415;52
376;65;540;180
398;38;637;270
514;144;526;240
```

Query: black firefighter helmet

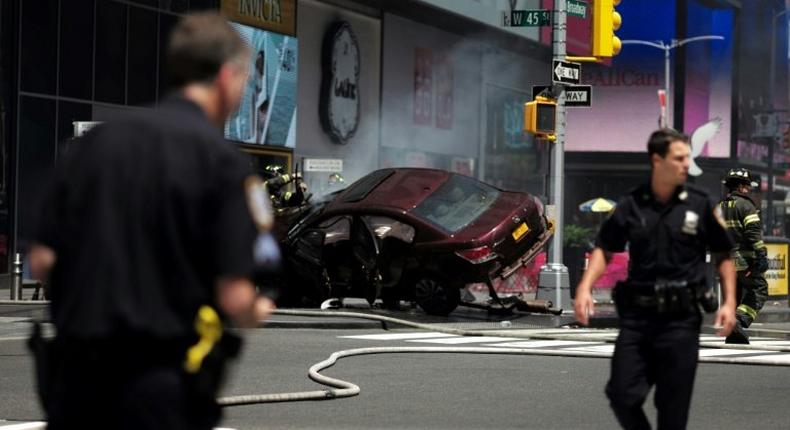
263;164;285;179
722;167;758;189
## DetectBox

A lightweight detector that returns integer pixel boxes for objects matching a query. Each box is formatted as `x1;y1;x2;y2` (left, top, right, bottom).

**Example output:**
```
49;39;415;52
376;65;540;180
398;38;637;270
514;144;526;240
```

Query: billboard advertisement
563;1;733;158
225;22;298;148
765;241;789;297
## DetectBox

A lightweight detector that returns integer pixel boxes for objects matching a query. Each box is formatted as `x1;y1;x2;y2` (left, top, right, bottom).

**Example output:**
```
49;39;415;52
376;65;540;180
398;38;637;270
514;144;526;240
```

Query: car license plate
512;222;529;241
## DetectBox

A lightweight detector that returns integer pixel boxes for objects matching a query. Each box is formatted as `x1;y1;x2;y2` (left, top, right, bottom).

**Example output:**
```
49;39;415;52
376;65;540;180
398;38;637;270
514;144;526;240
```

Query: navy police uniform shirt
595;183;734;285
34;96;259;340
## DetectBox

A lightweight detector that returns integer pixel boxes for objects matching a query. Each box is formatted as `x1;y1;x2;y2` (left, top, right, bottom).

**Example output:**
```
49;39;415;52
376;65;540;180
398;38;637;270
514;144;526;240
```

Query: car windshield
412;174;500;233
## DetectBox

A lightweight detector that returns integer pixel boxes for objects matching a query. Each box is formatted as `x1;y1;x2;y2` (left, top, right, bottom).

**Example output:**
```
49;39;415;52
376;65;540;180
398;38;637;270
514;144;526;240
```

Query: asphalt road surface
2;325;789;429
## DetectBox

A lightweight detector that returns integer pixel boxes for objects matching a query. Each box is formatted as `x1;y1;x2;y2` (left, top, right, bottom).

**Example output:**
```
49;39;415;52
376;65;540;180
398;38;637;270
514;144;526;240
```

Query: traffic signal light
524;96;557;139
592;0;622;58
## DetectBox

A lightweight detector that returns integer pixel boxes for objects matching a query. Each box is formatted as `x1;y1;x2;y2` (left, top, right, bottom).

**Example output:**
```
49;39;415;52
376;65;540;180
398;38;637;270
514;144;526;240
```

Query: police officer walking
28;13;274;430
574;129;737;430
719;168;769;344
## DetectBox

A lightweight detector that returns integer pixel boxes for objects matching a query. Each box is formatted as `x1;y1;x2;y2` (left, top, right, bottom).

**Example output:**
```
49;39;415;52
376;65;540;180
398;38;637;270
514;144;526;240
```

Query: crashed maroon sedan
280;168;553;315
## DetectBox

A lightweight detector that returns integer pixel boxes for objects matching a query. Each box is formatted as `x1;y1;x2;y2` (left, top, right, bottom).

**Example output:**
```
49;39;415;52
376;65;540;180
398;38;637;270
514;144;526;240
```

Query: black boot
725;320;750;344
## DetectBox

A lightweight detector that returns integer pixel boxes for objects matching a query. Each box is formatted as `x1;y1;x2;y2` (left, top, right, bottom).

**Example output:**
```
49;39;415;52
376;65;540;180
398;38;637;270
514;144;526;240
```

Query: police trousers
45;337;220;430
735;271;768;327
606;311;701;430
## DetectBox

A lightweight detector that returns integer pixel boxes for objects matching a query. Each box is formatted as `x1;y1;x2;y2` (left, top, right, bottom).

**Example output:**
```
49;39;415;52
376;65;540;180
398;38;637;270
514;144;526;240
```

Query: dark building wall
6;0;221;273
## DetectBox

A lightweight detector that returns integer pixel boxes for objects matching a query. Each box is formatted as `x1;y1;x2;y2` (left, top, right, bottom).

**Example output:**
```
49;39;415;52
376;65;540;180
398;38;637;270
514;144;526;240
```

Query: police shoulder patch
244;175;274;232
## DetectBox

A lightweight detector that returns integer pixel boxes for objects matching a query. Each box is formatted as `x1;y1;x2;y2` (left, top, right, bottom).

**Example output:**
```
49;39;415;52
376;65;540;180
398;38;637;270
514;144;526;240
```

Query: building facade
0;0;787;279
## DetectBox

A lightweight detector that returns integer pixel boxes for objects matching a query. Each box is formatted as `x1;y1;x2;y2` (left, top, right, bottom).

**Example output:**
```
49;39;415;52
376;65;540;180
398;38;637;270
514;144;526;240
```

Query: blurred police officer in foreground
719;168;769;344
27;12;274;430
574;129;737;430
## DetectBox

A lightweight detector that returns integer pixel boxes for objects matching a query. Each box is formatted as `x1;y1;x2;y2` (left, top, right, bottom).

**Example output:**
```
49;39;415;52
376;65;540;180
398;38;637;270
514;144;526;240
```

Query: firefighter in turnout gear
262;164;307;208
719;168;769;344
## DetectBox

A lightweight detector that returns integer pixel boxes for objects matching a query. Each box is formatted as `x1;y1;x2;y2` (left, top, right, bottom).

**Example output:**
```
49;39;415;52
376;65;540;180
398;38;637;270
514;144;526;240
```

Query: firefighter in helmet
263;164;307;208
719;167;769;344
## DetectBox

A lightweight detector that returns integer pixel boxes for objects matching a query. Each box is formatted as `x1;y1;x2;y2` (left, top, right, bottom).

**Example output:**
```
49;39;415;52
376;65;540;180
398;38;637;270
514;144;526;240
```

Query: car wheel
414;276;460;316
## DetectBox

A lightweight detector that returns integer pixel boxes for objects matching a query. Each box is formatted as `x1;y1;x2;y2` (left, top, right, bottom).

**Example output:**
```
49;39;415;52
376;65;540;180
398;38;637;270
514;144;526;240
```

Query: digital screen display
224;22;298;148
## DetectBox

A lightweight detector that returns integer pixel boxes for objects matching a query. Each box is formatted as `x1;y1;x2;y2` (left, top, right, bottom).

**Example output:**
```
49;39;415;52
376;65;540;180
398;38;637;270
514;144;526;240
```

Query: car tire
414;276;460;316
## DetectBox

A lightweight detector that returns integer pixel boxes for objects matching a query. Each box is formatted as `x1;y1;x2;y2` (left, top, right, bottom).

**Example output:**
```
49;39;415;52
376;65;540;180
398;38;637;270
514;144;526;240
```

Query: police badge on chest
682;210;699;235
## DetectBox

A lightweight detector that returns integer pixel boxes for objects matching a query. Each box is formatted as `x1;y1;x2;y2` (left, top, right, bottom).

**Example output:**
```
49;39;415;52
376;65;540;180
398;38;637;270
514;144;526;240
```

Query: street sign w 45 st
502;9;551;27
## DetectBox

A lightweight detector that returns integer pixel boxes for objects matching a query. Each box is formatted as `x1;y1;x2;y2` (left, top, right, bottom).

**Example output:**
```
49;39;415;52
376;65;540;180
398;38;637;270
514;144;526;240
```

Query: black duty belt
614;279;704;314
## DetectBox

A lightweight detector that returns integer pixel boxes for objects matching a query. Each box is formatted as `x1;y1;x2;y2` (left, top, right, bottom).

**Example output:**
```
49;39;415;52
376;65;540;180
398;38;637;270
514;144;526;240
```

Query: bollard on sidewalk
11;253;22;300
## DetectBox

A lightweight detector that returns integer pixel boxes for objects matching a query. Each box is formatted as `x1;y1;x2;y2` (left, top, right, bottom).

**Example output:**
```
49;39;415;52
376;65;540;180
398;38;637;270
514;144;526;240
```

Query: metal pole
622;36;722;130
551;0;566;267
538;0;571;310
767;136;775;231
665;46;671;129
11;253;22;300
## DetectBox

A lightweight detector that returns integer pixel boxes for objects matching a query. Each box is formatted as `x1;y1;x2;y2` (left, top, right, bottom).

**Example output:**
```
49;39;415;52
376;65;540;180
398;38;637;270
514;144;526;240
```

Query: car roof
328;168;453;213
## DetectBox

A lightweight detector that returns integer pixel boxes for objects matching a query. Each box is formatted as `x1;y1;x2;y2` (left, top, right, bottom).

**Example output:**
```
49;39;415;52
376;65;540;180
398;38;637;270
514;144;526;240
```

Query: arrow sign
552;60;581;85
533;85;592;107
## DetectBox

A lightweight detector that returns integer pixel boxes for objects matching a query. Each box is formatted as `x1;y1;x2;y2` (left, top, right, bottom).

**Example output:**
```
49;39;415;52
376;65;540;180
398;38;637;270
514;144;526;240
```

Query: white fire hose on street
3;304;790;407
216;308;790;406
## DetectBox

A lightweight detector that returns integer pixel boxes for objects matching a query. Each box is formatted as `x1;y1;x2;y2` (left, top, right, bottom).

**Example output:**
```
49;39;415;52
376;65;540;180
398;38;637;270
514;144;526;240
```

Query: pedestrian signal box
524;96;557;139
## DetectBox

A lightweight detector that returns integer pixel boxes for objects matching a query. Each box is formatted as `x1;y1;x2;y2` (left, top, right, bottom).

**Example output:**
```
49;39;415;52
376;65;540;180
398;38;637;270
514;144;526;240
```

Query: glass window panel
59;0;94;100
158;12;178;101
189;0;220;11
57;101;93;157
20;0;58;94
160;0;189;13
128;7;158;106
129;0;159;6
95;1;127;104
18;96;56;243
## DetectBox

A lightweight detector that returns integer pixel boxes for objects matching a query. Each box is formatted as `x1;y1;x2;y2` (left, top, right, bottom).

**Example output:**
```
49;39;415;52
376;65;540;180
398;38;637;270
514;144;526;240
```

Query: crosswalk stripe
0;423;235;430
487;340;599;348
407;336;520;344
698;348;775;357
0;317;29;323
749;340;790;347
734;353;790;364
0;423;46;430
340;332;456;341
337;331;790;365
567;345;616;353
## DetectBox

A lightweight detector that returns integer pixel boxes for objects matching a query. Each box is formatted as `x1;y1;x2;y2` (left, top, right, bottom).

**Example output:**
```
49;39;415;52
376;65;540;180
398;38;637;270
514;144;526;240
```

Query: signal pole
538;0;571;310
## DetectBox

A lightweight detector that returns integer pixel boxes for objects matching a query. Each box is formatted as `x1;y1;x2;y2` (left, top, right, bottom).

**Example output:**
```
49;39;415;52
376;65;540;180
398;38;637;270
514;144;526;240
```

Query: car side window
363;215;415;243
318;216;352;245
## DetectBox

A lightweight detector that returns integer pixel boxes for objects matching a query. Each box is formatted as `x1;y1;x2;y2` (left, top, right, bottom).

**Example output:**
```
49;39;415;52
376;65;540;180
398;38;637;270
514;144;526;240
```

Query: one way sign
552;60;581;85
532;85;593;107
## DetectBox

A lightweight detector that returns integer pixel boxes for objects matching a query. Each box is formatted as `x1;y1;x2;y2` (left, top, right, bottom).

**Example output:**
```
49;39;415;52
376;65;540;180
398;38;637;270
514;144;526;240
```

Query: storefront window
128;7;159;106
20;0;58;95
95;1;128;104
18;96;56;248
59;0;94;100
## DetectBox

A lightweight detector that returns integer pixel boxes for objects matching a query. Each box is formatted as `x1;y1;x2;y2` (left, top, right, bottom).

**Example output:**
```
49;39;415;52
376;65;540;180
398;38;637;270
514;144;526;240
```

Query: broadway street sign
567;0;588;18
